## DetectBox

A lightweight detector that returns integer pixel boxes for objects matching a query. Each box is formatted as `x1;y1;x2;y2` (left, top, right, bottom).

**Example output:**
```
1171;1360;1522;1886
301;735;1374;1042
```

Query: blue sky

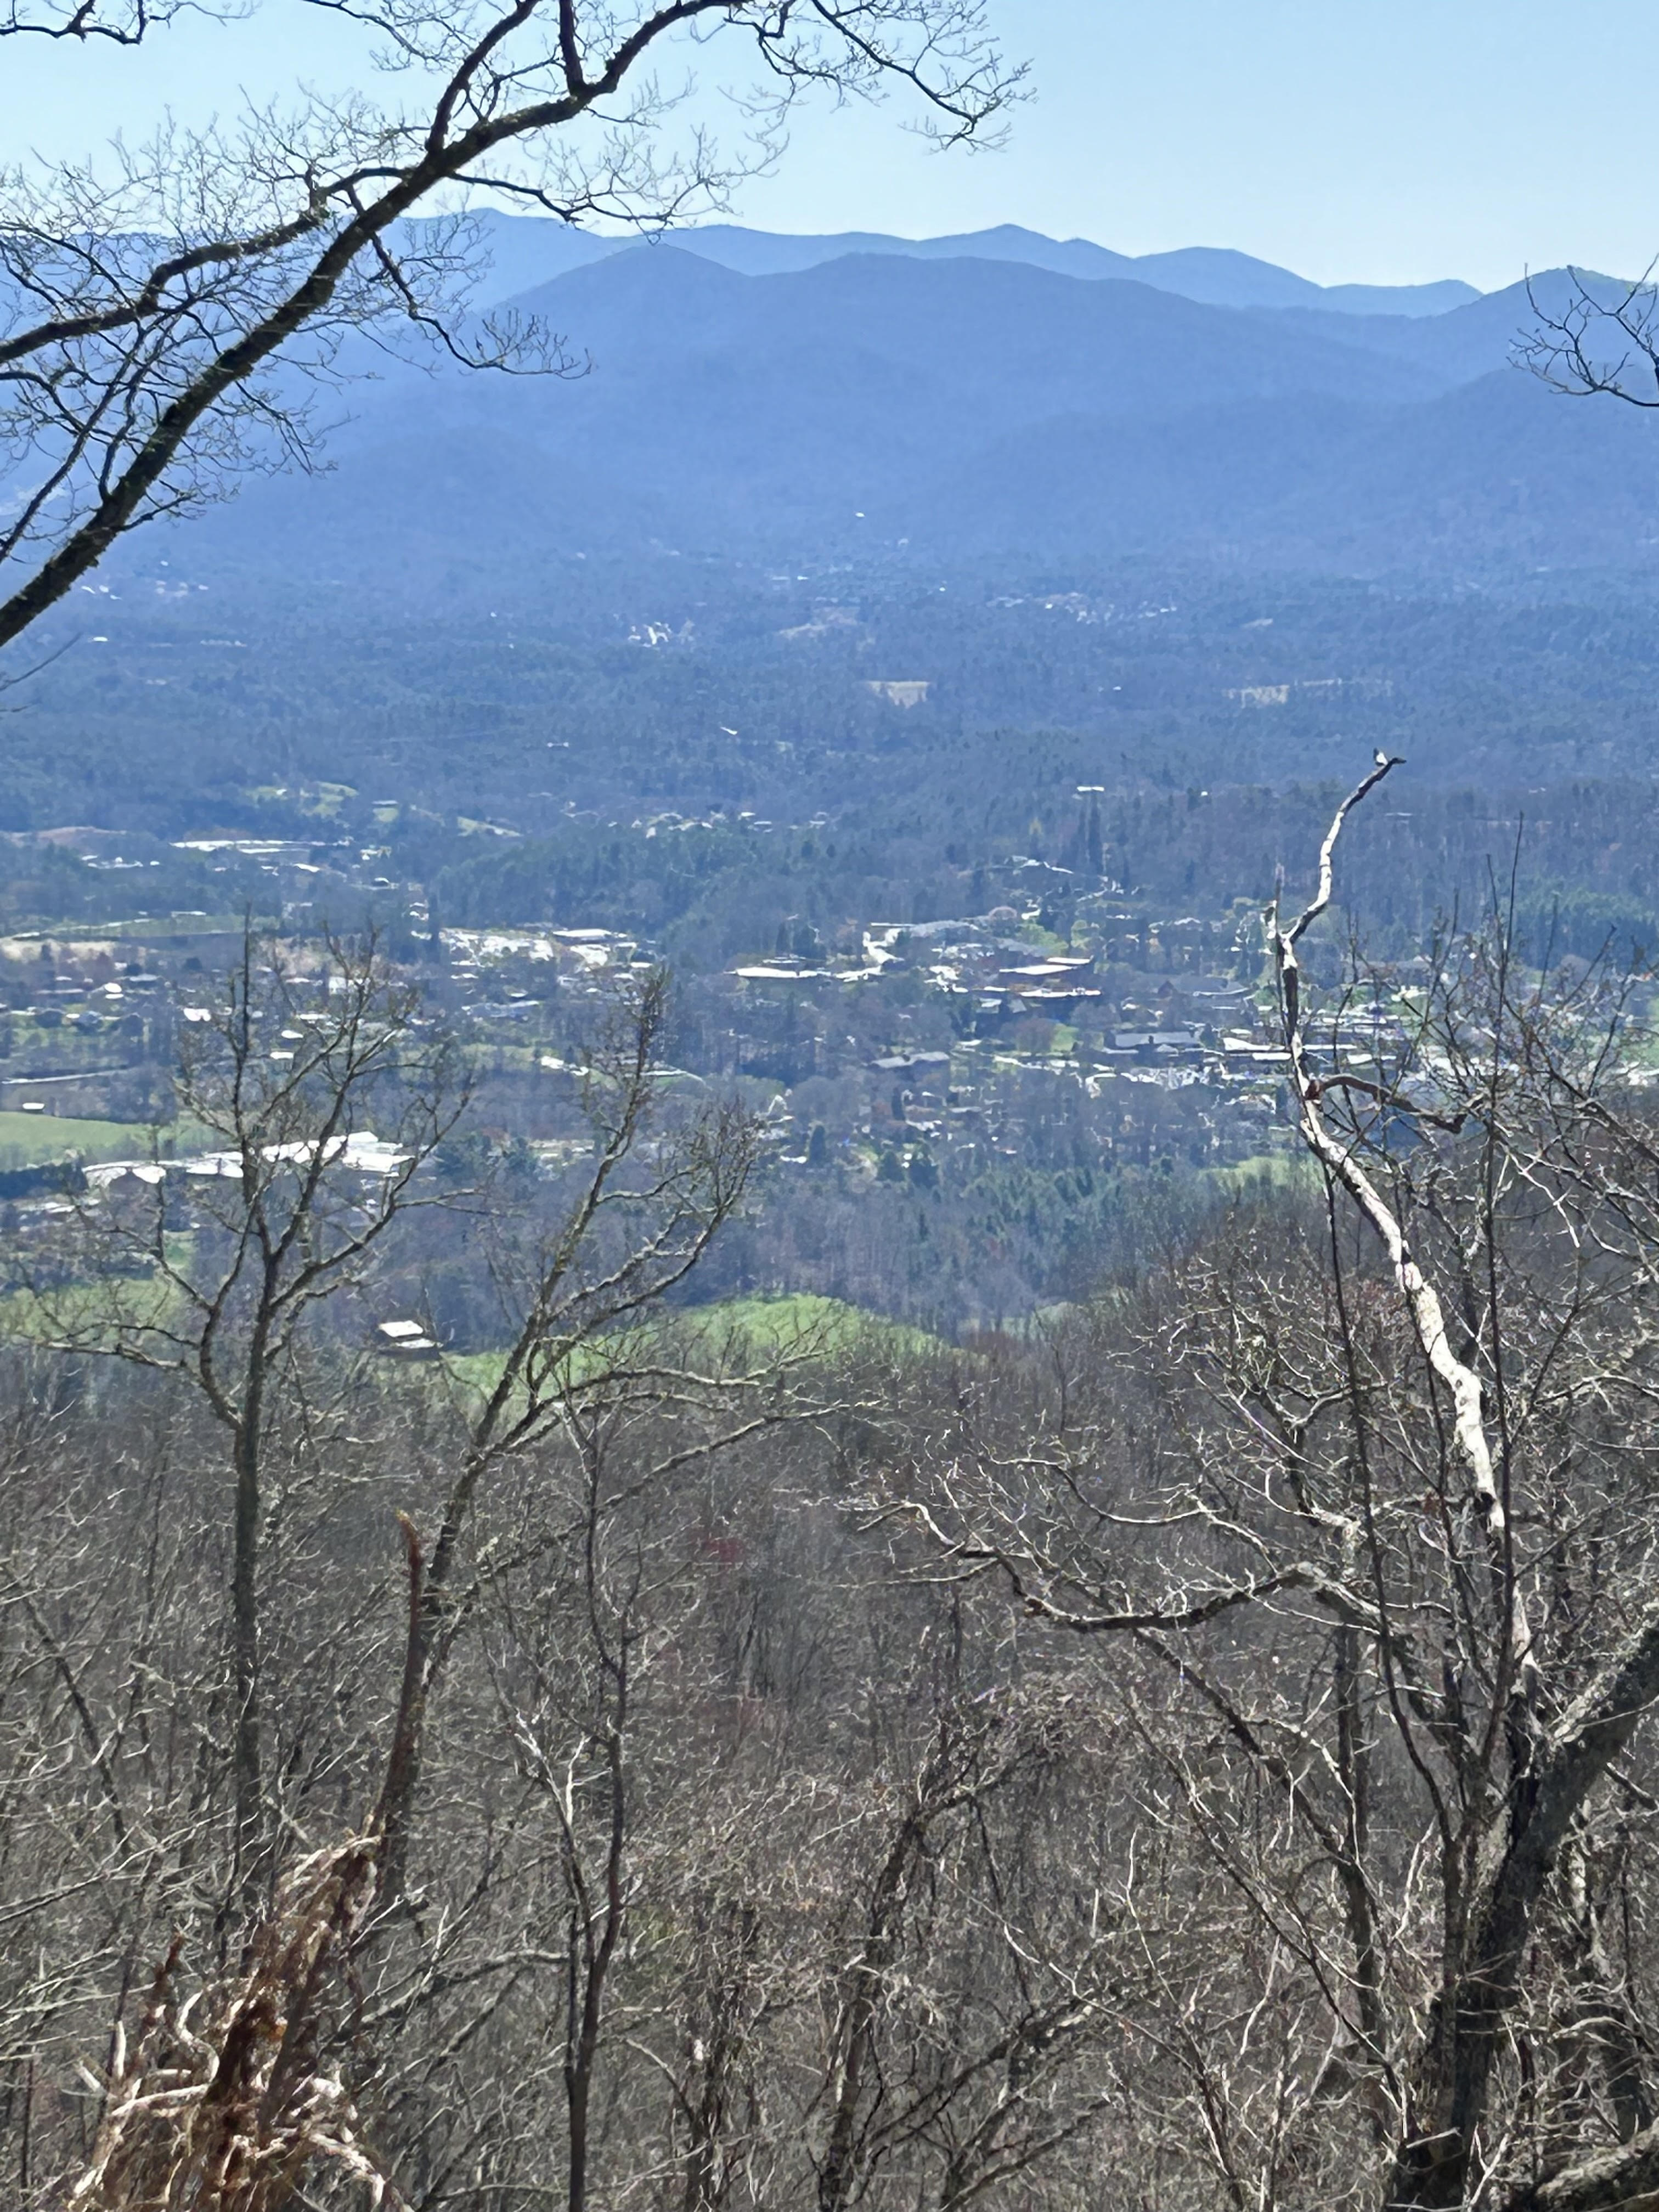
4;0;1657;291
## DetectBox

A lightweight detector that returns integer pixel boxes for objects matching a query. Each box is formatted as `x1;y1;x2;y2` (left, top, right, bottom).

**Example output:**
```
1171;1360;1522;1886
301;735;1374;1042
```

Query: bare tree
483;1395;699;2212
30;928;462;1903
0;0;1019;656
375;968;763;1893
9;963;765;2208
67;1518;426;2212
1;0;237;43
1266;762;1659;2210
804;1689;1114;2212
1519;266;1659;408
889;760;1659;2211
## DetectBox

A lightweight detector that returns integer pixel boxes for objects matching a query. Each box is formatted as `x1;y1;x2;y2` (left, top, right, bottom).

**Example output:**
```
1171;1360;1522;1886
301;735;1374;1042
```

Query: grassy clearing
431;1293;947;1414
1204;1149;1319;1197
1;1231;196;1345
1;1273;181;1344
679;1292;945;1361
0;1109;168;1168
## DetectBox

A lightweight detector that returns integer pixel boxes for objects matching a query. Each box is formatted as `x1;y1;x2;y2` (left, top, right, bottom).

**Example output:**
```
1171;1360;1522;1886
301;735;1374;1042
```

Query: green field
435;1293;948;1410
680;1291;945;1360
0;1109;163;1169
1205;1149;1318;1196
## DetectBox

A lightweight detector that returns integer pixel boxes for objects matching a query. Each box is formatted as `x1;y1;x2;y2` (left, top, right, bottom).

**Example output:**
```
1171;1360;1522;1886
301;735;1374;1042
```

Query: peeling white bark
1272;758;1526;1662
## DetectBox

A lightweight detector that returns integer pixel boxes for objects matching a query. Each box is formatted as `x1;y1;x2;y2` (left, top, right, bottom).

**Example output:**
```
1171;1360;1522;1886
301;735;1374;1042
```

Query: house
375;1319;438;1358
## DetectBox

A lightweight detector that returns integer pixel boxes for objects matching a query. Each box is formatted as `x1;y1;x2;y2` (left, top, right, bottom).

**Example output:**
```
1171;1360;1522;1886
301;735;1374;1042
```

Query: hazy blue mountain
453;208;1481;317
446;212;617;300
173;241;1655;593
922;368;1659;569
678;228;1480;316
1252;270;1634;388
1119;244;1476;315
1314;280;1477;315
490;245;1447;421
631;221;1140;282
303;245;1447;525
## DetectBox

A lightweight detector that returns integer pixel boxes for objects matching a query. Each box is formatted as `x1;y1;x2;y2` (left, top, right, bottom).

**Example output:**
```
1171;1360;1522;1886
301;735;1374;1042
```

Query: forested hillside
46;250;1647;583
7;2;1659;2199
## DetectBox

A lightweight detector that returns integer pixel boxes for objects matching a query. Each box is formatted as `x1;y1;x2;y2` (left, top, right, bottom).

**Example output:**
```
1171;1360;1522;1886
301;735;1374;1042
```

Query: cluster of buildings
0;809;1430;1276
716;903;1318;1178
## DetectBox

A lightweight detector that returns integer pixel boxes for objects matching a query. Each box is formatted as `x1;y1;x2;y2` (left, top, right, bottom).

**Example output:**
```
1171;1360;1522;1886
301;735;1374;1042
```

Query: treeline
0;834;279;932
4;770;1655;979
427;776;1659;974
11;555;1659;842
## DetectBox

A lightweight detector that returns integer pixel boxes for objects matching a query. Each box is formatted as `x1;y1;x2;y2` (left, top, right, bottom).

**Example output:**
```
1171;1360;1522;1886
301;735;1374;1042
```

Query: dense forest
7;557;1659;958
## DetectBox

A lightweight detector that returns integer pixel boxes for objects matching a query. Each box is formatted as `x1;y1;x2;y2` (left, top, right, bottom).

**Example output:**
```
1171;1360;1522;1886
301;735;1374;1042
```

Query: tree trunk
230;1401;263;1908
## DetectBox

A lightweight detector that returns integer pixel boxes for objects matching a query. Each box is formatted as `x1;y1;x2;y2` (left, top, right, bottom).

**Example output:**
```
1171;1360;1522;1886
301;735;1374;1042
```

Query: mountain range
170;224;1659;594
453;211;1482;318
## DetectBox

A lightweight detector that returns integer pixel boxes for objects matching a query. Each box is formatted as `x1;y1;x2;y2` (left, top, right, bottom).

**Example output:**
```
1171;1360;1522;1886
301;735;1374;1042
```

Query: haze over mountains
176;221;1658;596
455;210;1483;317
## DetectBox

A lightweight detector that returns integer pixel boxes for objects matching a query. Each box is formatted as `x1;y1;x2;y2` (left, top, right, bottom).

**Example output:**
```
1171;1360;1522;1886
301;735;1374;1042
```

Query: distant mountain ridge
455;210;1481;319
172;240;1658;592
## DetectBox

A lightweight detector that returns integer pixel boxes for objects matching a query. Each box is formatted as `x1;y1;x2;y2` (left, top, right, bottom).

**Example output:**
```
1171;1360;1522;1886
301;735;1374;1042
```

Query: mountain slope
919;370;1659;569
1250;270;1632;388
456;209;1480;317
493;245;1449;420
173;244;1656;591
